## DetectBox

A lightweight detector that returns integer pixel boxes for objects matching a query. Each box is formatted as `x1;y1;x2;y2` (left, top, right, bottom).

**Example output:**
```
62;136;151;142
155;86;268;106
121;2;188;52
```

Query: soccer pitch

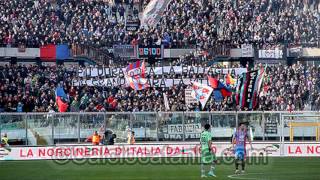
0;157;319;180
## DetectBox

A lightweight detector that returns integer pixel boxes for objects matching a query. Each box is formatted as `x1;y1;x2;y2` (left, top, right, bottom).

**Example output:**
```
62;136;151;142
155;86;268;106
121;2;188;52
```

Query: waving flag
208;76;232;98
55;87;68;99
191;82;213;109
236;67;265;110
163;93;170;111
125;61;148;90
226;74;236;85
55;87;68;112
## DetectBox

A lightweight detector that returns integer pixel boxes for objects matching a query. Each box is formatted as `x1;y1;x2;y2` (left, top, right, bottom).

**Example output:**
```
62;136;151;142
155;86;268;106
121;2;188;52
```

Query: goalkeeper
200;124;216;178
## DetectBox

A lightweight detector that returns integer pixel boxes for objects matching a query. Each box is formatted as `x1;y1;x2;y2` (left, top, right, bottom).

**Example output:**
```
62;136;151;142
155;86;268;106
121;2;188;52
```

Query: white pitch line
227;173;265;180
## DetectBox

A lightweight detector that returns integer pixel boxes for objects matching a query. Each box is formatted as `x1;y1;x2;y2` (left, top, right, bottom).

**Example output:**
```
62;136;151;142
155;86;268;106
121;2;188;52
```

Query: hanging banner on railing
78;66;247;78
40;44;56;61
163;123;202;139
56;45;70;60
73;78;209;88
76;66;247;87
258;48;284;59
126;20;140;32
40;44;70;61
288;47;302;57
241;44;253;57
264;115;279;134
113;45;137;58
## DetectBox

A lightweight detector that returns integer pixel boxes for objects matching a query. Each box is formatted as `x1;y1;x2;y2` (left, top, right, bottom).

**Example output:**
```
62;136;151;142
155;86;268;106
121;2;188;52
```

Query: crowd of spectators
1;0;319;49
149;0;320;49
0;0;138;48
0;62;319;113
258;63;320;111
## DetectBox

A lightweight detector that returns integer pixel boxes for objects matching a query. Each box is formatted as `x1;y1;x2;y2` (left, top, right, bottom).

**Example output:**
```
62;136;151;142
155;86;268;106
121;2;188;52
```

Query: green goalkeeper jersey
200;130;215;164
200;131;212;151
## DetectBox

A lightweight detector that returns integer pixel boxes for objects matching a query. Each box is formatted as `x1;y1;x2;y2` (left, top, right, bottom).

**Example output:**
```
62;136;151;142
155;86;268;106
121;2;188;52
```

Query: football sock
241;160;245;171
210;165;215;172
201;163;205;175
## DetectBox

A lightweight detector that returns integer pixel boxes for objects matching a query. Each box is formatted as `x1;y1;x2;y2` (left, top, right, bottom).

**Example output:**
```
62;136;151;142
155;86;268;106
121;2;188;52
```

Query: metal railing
71;44;113;65
1;111;320;146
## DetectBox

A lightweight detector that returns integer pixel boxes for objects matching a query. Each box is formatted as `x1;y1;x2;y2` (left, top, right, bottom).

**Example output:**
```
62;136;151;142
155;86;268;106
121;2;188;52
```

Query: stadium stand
0;0;137;48
0;62;319;112
0;0;319;113
0;0;318;48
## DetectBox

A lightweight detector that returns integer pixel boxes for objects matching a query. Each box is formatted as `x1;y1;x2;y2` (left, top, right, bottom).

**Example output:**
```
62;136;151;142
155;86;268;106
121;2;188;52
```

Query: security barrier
1;112;320;146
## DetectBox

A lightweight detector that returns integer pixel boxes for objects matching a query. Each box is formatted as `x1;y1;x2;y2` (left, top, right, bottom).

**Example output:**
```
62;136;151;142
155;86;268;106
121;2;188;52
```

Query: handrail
71;44;112;65
0;111;319;116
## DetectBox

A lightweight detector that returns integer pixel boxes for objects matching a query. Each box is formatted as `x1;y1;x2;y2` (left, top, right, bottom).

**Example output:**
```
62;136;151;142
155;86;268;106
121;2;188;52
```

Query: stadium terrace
0;0;320;179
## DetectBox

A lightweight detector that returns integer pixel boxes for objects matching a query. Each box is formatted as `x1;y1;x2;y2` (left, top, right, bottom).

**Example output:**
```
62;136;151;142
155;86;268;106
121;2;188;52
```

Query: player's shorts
234;147;246;160
201;149;216;164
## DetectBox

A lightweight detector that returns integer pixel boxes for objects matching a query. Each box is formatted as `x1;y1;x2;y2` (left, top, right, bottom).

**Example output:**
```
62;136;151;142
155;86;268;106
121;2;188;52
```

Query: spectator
108;134;117;145
1;133;11;152
87;131;100;146
128;131;135;145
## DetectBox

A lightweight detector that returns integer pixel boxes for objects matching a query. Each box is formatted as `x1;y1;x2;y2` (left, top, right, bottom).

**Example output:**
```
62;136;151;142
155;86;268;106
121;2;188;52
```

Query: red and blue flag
208;76;232;101
55;87;68;112
125;61;148;90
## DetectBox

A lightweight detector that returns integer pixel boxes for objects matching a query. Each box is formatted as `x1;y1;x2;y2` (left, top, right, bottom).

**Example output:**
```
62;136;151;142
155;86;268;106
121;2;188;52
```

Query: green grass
0;157;319;180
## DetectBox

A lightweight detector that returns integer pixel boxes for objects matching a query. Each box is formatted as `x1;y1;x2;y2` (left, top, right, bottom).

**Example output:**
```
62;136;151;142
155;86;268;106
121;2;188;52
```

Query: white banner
241;44;253;57
284;144;320;157
73;78;209;87
185;89;198;105
78;67;247;78
164;123;202;139
258;49;284;59
0;143;285;160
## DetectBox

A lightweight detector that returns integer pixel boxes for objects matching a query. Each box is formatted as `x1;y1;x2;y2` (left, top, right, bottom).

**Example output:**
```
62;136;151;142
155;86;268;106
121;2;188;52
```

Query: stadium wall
0;45;320;61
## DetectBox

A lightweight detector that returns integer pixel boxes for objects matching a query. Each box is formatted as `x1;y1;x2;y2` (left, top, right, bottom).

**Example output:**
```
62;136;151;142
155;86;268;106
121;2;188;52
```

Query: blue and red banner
40;44;70;61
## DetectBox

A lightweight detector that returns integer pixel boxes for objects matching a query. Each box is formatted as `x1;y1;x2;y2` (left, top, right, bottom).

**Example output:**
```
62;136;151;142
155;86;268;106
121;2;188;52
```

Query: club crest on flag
125;61;148;90
191;82;213;109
